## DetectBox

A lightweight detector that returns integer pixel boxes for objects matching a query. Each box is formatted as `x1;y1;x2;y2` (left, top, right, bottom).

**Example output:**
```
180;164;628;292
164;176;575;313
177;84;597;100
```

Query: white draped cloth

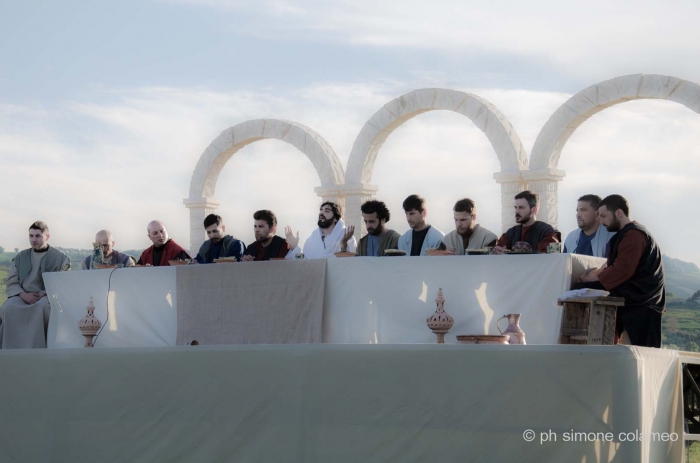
297;219;357;259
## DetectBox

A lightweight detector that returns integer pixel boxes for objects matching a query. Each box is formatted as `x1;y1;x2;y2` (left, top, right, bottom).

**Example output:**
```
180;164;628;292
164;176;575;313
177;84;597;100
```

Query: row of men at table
84;190;614;268
0;190;665;350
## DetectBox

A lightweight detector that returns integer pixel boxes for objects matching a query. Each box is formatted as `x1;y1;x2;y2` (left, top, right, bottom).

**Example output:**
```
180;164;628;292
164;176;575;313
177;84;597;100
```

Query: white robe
296;219;357;259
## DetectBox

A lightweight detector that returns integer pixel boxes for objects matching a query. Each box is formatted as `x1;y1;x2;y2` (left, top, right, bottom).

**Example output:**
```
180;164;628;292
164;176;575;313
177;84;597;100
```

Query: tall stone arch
183;119;345;254
528;74;700;228
343;88;529;234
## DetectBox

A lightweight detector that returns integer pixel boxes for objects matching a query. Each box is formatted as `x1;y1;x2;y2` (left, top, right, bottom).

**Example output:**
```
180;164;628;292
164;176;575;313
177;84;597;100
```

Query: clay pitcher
497;314;526;345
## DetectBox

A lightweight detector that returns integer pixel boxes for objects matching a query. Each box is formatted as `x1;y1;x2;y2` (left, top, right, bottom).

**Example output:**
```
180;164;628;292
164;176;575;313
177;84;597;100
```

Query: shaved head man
137;220;190;266
83;230;135;269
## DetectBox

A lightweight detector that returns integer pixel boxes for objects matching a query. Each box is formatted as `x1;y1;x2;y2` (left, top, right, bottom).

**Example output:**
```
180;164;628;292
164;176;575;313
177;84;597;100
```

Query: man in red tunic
137;220;190;266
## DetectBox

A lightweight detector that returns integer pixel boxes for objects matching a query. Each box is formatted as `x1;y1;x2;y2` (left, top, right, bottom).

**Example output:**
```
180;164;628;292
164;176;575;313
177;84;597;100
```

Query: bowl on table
213;258;238;264
383;249;406;257
456;334;510;345
334;251;356;258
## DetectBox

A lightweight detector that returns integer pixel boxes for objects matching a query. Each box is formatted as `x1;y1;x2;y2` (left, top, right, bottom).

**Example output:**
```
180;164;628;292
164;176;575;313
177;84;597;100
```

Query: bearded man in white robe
286;202;356;259
0;221;70;349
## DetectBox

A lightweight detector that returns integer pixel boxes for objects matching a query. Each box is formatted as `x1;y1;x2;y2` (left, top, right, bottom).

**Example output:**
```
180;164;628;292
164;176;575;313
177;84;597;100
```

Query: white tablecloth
0;344;684;462
45;254;605;348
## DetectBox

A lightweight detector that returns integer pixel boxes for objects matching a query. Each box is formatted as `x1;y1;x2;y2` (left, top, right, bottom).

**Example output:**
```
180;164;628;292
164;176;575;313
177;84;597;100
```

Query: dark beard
317;218;334;229
211;237;222;244
515;214;531;224
605;217;621;232
367;223;384;236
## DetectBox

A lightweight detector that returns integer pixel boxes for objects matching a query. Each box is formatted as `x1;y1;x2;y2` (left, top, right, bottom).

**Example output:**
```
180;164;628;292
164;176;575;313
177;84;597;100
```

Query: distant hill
663;255;700;299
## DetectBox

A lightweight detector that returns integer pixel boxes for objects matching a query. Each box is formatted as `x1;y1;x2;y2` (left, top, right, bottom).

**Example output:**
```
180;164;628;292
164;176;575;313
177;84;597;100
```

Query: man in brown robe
493;190;560;254
0;221;70;349
137;220;190;266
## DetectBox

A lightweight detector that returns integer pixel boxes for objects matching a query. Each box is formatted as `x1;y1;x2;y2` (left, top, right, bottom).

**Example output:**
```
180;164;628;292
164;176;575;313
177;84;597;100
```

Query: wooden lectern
557;296;624;345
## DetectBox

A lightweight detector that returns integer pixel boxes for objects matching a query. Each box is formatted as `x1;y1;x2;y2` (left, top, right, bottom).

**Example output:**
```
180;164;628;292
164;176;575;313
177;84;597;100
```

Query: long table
0;344;684;462
45;254;604;348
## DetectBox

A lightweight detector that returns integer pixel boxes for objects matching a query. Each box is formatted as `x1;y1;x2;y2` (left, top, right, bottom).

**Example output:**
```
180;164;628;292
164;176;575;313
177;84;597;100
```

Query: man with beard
563;194;615;257
493;190;560;254
194;214;245;263
137;220;190;266
0;221;70;349
350;200;400;256
82;230;135;269
287;202;356;259
578;195;665;348
397;194;445;256
443;198;498;254
241;210;292;261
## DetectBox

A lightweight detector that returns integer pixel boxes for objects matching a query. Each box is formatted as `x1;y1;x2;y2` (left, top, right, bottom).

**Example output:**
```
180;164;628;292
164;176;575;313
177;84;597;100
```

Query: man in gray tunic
0;221;70;349
443;198;498;254
82;230;135;269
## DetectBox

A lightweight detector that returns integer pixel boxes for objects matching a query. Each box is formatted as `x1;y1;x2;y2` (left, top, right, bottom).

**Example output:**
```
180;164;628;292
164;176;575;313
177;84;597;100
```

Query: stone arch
183;118;345;254
527;74;700;228
343;88;529;234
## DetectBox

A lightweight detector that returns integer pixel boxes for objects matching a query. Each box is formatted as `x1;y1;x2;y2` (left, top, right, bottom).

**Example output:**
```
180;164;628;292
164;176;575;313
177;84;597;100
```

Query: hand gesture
284;226;300;249
445;247;457;255
19;292;40;305
241;255;255;262
341;225;355;245
492;246;507;255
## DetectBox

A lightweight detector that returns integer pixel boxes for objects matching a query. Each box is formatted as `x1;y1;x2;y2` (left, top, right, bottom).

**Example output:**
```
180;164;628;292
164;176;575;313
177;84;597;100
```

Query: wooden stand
557;296;624;345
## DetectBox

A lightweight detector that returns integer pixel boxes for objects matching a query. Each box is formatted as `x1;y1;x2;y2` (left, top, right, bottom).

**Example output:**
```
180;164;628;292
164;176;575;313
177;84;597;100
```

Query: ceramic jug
497;313;526;345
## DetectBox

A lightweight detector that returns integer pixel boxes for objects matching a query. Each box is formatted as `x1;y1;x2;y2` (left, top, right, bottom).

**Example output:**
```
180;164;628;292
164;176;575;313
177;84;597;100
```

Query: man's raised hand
284;226;300;249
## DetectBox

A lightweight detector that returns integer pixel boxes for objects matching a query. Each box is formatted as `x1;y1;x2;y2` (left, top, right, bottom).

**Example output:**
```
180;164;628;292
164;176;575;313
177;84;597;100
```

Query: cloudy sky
2;0;700;265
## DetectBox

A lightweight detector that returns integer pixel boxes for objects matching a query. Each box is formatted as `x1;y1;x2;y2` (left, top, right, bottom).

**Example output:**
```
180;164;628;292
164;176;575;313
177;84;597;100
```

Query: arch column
521;168;566;230
183;197;221;255
493;172;526;233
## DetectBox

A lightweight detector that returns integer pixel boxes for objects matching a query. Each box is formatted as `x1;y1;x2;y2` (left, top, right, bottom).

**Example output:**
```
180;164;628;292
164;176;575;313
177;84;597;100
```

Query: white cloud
2;81;700;267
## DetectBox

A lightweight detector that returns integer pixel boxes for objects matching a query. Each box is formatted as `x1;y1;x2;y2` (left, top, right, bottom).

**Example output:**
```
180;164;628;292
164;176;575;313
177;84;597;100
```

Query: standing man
242;210;292;261
443;198;498;254
288;202;356;259
83;230;135;269
0;221;70;349
195;214;245;263
563;194;615;257
579;195;665;348
353;200;400;257
397;194;445;256
493;191;560;254
137;220;190;266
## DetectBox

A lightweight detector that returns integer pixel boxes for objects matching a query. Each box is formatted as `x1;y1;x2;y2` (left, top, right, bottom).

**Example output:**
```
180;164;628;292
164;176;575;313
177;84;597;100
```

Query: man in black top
397;195;445;256
493;190;560;254
195;214;245;263
242;210;292;261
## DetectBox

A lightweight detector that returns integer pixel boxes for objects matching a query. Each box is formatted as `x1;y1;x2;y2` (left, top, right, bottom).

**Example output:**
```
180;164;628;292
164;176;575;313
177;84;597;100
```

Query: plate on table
213;258;238;263
169;260;192;266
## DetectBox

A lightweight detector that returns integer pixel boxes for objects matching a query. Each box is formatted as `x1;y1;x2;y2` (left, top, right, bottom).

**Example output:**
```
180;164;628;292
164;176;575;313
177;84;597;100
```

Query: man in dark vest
195;214;245;263
137;220;190;266
578;194;665;348
242;210;292;261
493;190;560;254
83;230;135;269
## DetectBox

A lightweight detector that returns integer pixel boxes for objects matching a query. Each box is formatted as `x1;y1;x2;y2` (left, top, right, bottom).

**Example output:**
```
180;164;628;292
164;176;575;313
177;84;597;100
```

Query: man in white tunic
0;221;70;349
287;202;357;259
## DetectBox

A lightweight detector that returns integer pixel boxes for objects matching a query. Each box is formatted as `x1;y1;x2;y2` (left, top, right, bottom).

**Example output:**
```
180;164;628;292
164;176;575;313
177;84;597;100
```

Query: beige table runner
176;260;325;345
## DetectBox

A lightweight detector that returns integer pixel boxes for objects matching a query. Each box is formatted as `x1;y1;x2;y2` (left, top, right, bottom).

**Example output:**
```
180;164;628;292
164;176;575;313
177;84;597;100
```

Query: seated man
82;230;135;269
443;198;498;254
578;195;665;348
0;221;70;349
398;194;445;256
137;220;190;266
352;200;400;256
242;210;292;261
195;214;245;263
493;190;560;254
288;202;357;259
563;194;615;257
